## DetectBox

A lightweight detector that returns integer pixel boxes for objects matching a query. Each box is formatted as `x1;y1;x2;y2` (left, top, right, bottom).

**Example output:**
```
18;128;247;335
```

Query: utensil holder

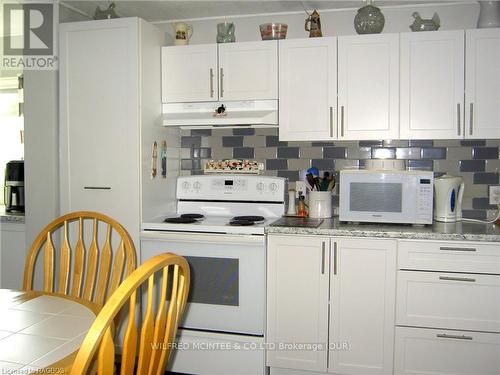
308;191;332;218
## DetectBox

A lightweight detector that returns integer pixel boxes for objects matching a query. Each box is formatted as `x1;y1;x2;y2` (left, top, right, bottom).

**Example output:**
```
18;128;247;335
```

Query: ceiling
60;1;464;22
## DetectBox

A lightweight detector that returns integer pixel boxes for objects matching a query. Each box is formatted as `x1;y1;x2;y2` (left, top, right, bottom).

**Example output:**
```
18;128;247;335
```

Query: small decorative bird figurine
410;12;440;32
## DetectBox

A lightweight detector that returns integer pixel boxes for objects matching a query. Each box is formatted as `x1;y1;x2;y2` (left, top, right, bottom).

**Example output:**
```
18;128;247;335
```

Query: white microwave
339;170;434;225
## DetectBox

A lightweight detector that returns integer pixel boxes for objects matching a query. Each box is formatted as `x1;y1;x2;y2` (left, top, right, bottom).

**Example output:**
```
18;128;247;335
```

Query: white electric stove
141;174;286;375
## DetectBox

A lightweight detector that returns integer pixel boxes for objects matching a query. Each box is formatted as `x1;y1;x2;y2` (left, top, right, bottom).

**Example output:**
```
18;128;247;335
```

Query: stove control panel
177;175;286;202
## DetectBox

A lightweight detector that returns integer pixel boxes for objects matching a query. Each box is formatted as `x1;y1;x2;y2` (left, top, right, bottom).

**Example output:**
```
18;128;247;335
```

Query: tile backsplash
180;128;500;220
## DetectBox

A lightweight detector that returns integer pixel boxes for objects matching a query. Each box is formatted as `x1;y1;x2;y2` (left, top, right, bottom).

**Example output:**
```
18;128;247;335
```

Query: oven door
140;231;265;335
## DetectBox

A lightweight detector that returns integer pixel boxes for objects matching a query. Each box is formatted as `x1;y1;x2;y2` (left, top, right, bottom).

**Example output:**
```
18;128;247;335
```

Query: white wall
155;2;478;45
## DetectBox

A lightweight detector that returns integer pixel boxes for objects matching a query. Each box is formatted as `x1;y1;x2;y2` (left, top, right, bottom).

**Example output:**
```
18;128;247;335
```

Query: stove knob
269;182;278;192
256;182;265;191
182;181;191;190
193;182;201;190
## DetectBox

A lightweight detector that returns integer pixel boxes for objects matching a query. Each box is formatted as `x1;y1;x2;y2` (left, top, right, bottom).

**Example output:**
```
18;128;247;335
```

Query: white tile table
0;289;98;374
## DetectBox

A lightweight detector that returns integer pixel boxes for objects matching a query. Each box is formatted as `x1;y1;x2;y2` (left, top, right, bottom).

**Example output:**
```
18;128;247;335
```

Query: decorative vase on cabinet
354;0;385;34
477;1;500;28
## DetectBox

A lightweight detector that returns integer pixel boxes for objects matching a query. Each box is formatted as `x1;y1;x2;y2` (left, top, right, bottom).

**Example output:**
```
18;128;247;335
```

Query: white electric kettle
434;175;464;222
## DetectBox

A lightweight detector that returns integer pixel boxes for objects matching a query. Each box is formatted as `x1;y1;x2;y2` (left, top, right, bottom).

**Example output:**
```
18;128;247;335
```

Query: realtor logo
2;2;57;70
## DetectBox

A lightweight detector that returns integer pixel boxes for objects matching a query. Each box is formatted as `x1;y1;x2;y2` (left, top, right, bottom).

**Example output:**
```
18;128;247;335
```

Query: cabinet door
465;28;500;139
329;238;397;375
400;31;465;139
338;34;399;140
162;44;218;102
267;235;329;372
279;38;337;141
59;19;140;237
218;40;278;101
394;326;500;375
0;223;26;289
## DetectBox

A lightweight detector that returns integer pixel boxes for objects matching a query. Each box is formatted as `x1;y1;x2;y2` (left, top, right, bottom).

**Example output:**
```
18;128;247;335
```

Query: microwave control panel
416;176;434;223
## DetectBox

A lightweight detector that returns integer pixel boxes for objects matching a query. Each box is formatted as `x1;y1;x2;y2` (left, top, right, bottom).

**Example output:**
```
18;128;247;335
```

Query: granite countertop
0;206;25;224
266;217;500;242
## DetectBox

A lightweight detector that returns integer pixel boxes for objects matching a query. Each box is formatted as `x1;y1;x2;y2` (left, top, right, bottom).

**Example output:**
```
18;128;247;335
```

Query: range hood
162;100;278;128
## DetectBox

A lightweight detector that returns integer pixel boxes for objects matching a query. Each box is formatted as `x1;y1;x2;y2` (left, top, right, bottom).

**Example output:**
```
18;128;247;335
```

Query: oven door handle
141;230;264;244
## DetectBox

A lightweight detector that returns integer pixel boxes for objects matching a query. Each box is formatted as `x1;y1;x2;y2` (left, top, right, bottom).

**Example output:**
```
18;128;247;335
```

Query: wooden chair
71;253;190;375
23;211;137;307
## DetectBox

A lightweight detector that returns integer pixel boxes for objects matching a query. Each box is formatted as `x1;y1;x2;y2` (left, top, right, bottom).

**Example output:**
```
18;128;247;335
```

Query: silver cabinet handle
469;103;474;136
437;334;473;340
321;242;325;274
84;186;111;190
333;242;337;275
340;106;345;137
440;246;476;252
220;68;224;97
457;103;461;136
209;68;214;98
329;107;333;138
439;276;476;282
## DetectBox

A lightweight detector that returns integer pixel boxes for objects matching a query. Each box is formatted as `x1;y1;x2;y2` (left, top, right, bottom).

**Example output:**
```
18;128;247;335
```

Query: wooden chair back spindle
23;211;137;307
71;253;190;375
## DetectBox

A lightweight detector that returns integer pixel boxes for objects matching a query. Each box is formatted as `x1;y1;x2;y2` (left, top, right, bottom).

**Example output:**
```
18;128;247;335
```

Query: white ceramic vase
477;1;500;28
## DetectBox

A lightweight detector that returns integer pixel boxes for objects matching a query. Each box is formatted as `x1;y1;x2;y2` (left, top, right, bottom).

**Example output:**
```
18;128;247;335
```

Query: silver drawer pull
437;334;473;340
439;276;476;282
439;246;476;252
321;242;325;275
84;186;111;190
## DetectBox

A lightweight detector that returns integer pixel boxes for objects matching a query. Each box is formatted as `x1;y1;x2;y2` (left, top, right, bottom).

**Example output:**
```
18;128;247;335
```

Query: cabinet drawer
394;326;500;375
397;270;500;332
398;240;500;274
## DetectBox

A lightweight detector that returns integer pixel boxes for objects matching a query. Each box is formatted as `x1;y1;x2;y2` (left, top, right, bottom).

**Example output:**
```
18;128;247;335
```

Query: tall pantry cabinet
59;18;170;250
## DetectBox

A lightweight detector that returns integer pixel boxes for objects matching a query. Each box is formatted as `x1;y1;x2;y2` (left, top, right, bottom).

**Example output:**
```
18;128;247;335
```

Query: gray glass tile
233;128;255;136
359;140;384;147
323;147;347;159
460;140;486;146
192;169;204;175
191;148;212;159
408;140;434;147
460;160;485;172
462;210;487;220
372;148;396;159
473;172;499;185
266;159;288;170
190;129;212;136
347;147;371;159
473;198;496;210
181;159;192;170
277;147;300;158
396;147;421;159
222;136;244;147
233;147;254;159
277;170;300;181
407;160;433;171
311;159;335;170
472;147;499;160
312;141;335;147
266;136;287;147
181;136;201;148
421;147;447;159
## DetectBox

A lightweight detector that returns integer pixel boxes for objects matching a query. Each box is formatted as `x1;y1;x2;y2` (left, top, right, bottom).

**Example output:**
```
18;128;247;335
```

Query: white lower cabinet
0;222;26;289
394;326;500;375
395;239;500;375
266;235;396;375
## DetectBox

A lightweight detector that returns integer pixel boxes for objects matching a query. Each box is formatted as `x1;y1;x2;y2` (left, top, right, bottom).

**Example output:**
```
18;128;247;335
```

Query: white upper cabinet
162;41;277;103
338;34;399;140
162;44;218;103
400;30;465;139
218;41;278;101
279;37;337;141
465;28;500;139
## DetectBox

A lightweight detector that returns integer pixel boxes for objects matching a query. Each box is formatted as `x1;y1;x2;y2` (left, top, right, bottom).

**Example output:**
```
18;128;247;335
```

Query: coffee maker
4;160;25;213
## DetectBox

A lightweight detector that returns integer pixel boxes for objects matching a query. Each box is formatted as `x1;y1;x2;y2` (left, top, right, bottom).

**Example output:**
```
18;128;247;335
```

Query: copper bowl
259;23;288;40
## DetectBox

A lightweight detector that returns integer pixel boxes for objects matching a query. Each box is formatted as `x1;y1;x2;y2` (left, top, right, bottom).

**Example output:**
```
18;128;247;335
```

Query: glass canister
217;22;235;43
354;0;385;34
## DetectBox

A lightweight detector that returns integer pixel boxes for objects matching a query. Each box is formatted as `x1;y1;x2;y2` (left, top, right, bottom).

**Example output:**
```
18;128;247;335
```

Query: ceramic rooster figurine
410;12;440;32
